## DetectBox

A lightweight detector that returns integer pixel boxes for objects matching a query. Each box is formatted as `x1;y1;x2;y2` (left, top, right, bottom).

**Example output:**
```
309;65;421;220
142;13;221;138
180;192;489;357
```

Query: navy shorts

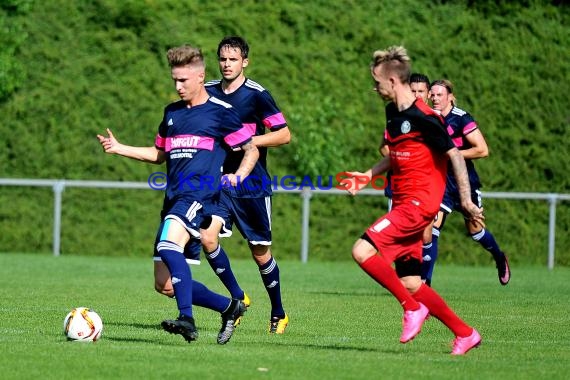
181;191;273;259
214;190;272;245
152;197;217;265
440;180;483;216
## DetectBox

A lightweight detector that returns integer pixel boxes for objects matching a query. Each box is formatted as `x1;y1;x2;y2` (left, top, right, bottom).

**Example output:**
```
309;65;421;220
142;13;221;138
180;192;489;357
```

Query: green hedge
0;0;568;265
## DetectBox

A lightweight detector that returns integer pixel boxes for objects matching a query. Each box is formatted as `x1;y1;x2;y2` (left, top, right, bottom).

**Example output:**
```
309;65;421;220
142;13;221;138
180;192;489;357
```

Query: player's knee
200;231;218;251
432;225;441;238
154;260;175;297
352;237;376;264
400;276;422;294
199;217;221;251
422;229;432;245
200;232;218;250
250;245;270;264
351;248;365;263
434;211;447;229
470;228;485;241
424;226;441;245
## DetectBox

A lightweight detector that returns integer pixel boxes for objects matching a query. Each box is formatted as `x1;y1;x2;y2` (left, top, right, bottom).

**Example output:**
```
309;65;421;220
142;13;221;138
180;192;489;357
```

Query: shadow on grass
307;290;390;297
74;321;409;353
102;334;402;352
104;336;162;344
105;321;161;330
241;340;400;353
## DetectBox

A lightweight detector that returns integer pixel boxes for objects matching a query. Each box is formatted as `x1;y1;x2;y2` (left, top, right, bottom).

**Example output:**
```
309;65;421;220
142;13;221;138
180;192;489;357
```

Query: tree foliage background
1;0;569;265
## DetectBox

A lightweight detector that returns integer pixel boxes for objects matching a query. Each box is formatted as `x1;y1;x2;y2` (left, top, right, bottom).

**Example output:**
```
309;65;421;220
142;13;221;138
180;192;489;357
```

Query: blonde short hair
371;46;411;84
166;45;205;69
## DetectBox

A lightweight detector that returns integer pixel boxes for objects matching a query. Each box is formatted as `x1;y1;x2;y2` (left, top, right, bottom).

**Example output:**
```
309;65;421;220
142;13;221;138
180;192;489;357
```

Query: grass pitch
0;253;569;379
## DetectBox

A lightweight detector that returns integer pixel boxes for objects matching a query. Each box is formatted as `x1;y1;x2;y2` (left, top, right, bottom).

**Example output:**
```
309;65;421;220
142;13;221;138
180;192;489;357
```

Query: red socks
360;256;473;338
360;255;420;311
412;283;472;337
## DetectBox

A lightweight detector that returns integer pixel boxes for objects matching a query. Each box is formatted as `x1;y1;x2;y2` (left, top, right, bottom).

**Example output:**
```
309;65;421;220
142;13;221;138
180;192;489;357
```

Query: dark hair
217;36;249;58
410;73;430;86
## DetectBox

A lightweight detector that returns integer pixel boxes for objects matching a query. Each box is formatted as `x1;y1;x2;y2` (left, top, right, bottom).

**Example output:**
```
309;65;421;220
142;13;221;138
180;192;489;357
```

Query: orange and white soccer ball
63;307;103;342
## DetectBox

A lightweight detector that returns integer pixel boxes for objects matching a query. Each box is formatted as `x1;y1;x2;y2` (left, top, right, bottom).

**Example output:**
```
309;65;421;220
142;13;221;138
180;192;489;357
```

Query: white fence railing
1;178;569;269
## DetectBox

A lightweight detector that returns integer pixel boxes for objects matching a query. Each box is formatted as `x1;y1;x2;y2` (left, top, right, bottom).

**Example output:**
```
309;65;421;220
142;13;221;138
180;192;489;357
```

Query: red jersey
384;99;455;216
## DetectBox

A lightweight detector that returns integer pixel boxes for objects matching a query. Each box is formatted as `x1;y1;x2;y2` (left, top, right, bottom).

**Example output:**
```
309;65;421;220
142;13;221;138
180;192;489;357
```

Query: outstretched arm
340;155;391;196
97;128;165;164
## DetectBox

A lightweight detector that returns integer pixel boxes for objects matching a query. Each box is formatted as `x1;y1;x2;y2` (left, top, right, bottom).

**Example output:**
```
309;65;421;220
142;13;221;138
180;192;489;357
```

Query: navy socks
259;256;285;317
205;245;244;300
471;229;504;263
157;240;193;318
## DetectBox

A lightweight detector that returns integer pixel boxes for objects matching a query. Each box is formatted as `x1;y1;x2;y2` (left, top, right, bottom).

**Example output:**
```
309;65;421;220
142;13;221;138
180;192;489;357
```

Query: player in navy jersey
421;79;510;286
341;46;483;355
97;44;259;344
193;35;291;334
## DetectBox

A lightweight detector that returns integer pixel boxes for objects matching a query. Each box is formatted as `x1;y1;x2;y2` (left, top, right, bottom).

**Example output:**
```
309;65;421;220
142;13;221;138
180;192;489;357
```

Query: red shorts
364;202;434;264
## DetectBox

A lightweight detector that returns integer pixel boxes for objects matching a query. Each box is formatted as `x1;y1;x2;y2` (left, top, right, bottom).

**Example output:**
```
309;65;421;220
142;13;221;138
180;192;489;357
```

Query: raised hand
96;128;120;154
338;171;371;196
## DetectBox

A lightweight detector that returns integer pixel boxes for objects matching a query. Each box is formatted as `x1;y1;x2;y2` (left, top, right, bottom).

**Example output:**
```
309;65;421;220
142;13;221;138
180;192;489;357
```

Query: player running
341;46;483;355
194;35;291;334
421;79;510;286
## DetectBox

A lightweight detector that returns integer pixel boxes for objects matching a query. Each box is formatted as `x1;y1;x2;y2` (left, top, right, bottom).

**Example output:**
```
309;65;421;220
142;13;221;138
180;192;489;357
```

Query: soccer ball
63;307;103;342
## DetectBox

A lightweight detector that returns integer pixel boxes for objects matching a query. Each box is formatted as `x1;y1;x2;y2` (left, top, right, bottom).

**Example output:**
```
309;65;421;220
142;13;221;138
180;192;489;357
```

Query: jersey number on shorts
371;219;391;233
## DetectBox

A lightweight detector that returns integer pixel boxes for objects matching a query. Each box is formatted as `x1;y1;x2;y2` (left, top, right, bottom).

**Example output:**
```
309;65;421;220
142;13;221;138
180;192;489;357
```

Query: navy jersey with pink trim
154;97;252;201
384;99;455;215
205;78;287;198
443;106;481;187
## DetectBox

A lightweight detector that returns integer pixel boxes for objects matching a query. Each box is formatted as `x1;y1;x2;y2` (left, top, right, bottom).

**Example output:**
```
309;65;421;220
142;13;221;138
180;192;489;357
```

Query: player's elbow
280;128;291;145
155;150;167;164
477;147;489;158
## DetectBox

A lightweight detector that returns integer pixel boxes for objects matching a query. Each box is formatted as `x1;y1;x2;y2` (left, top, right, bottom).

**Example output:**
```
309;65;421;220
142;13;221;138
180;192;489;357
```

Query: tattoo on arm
449;149;472;204
235;142;259;177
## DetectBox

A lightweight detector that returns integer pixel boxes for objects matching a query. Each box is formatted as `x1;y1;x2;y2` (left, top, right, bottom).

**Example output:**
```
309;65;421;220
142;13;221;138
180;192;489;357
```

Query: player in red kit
341;46;484;355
